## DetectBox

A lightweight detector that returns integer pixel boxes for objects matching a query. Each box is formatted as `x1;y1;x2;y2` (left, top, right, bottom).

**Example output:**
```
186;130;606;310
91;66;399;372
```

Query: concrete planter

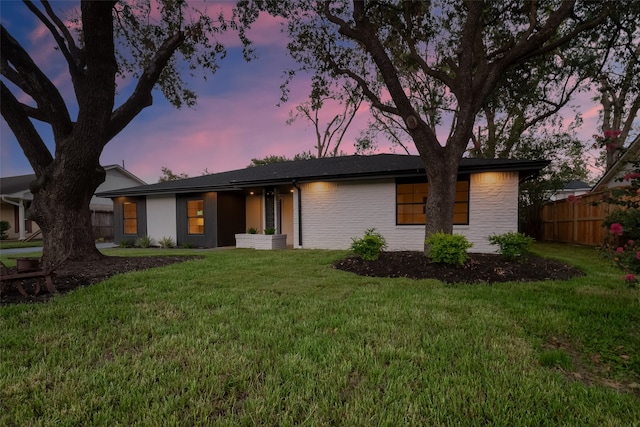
235;233;287;250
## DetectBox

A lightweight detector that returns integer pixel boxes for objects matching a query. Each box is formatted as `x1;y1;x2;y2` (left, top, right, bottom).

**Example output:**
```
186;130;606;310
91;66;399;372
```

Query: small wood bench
0;258;57;298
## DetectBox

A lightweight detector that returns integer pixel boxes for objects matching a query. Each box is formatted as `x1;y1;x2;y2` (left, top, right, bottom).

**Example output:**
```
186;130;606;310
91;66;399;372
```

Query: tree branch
1;82;53;174
0;25;72;138
107;31;185;143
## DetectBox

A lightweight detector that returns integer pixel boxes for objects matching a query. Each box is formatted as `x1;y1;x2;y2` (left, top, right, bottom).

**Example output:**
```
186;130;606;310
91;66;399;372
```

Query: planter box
235;233;287;250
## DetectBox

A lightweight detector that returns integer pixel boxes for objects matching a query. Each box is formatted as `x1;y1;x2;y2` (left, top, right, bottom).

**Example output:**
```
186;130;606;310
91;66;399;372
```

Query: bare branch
1;82;53;174
107;31;185;142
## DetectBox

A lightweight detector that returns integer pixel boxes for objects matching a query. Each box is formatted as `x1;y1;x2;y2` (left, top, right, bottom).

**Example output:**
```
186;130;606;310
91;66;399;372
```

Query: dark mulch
1;255;201;306
333;251;584;283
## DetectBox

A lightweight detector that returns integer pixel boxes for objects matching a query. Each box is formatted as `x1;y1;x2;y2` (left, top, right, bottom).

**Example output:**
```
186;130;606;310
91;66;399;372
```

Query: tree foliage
158;166;189;182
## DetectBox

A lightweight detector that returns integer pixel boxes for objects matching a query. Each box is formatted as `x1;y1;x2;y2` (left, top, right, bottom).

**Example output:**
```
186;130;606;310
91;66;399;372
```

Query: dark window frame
395;175;470;226
123;201;138;235
187;199;205;235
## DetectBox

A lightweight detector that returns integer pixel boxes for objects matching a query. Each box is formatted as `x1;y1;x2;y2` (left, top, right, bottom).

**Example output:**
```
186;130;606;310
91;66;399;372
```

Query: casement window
187;200;204;234
396;176;470;225
123;202;138;234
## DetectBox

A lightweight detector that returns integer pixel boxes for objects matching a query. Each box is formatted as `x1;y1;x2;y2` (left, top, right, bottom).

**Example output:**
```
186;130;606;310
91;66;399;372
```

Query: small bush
603;209;640;241
350;228;387;261
247;226;258;234
118;239;131;248
488;232;535;262
181;243;195;249
158;236;175;249
0;220;10;240
264;227;276;235
135;235;153;248
426;232;473;266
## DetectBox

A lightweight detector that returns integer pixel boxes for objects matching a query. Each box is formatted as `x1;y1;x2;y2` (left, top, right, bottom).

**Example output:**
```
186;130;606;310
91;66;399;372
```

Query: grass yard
1;243;639;426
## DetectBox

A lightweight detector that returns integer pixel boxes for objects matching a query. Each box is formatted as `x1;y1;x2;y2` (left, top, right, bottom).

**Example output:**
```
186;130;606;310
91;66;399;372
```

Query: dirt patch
1;255;201;305
333;251;583;283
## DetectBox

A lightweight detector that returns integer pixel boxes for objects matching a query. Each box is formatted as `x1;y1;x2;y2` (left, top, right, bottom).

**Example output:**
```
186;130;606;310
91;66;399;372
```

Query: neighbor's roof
97;154;549;198
0;165;146;197
592;134;640;192
0;174;34;196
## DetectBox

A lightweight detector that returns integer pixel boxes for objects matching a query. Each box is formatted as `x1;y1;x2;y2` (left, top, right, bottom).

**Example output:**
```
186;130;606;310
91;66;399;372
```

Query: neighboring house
549;180;592;201
98;154;547;253
0;165;146;240
592;134;640;192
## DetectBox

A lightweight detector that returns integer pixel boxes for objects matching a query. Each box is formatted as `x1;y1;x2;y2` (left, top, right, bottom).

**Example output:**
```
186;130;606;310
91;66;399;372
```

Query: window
396;176;469;225
123;202;137;234
188;200;204;234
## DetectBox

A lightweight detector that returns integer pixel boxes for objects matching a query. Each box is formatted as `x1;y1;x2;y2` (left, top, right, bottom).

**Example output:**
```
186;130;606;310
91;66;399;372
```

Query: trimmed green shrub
158;236;175;249
264;227;276;235
135;235;153;248
118;239;132;248
426;232;473;266
0;220;10;240
247;226;258;234
488;232;535;262
350;228;387;261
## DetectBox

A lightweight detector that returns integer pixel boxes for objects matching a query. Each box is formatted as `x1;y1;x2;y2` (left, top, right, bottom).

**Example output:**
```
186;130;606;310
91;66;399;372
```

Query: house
592;133;640;192
0;165;146;240
549;180;592;201
97;154;547;253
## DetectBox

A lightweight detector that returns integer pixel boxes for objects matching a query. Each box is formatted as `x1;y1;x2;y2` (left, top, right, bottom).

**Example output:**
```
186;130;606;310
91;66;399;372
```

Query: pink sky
0;2;615;184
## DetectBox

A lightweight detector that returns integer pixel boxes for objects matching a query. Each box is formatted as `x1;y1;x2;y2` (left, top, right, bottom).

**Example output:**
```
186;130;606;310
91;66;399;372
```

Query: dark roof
562;180;591;190
97;154;549;197
0;174;35;195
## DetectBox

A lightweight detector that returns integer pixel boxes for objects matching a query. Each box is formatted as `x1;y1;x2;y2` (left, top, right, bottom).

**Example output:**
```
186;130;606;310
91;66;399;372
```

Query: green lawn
1;243;638;426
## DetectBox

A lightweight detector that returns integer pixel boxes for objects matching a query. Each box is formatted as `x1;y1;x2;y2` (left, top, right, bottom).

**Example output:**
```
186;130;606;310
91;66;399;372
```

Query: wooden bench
0;258;57;298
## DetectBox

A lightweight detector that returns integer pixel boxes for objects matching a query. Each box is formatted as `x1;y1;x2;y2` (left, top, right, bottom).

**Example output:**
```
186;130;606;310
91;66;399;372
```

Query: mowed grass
1;244;639;426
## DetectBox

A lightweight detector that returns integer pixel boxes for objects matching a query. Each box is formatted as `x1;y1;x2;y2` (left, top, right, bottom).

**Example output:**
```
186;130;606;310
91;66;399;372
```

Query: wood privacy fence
539;192;615;246
92;210;114;240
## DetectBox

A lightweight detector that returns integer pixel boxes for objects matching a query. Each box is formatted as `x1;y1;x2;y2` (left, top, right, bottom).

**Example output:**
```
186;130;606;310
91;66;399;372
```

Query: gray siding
176;193;217;248
113;196;147;245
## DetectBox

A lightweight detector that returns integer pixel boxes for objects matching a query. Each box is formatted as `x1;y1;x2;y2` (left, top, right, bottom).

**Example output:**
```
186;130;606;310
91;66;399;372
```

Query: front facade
98;155;547;253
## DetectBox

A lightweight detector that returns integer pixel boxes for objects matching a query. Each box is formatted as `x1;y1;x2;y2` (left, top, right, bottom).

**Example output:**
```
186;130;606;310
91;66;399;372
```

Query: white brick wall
146;195;177;244
299;172;520;254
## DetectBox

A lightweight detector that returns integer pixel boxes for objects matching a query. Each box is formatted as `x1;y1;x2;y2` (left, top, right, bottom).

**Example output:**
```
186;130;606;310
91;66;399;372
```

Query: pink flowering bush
600;223;640;287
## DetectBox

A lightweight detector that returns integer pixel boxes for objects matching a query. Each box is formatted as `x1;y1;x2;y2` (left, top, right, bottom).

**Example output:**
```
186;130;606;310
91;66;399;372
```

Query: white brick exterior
146;195;177;245
297;172;520;254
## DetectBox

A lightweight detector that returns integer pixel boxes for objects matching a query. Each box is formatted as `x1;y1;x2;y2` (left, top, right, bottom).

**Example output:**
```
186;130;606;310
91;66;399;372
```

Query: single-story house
549;180;592;201
0;165;146;240
97;154;547;253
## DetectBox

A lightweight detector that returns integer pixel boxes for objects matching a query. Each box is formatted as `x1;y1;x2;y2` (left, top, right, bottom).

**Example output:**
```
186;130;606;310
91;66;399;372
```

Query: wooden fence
538;192;617;246
92;210;114;240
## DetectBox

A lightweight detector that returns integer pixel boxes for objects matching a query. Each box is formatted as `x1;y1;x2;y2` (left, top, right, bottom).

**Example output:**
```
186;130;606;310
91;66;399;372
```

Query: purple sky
1;1;605;184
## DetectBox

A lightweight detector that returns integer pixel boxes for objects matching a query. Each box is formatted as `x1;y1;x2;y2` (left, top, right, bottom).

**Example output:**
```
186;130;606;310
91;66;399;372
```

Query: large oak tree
246;0;612;253
1;0;249;268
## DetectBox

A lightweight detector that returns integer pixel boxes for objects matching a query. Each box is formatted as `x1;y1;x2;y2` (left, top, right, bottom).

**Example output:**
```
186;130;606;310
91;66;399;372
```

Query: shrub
488;232;535;262
118;239;131;248
602;209;640;241
425;232;473;266
264;227;276;235
135;235;153;248
158;236;175;249
0;220;10;240
247;226;258;234
350;228;387;261
181;243;195;249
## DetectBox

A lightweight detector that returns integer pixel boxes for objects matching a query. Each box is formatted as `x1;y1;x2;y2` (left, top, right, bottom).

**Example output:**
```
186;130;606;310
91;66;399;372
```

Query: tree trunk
422;151;463;255
28;160;106;270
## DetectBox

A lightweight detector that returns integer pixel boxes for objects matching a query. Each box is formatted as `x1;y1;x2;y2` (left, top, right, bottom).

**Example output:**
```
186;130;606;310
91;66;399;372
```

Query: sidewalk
0;242;116;256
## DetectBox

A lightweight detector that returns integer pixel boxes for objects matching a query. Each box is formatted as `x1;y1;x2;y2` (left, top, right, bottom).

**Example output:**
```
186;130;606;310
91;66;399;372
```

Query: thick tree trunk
28;160;106;270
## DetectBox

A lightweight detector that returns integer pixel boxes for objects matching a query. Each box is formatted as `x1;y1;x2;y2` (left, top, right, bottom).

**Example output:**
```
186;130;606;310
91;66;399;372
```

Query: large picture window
396;176;469;225
123;202;137;234
188;200;204;234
